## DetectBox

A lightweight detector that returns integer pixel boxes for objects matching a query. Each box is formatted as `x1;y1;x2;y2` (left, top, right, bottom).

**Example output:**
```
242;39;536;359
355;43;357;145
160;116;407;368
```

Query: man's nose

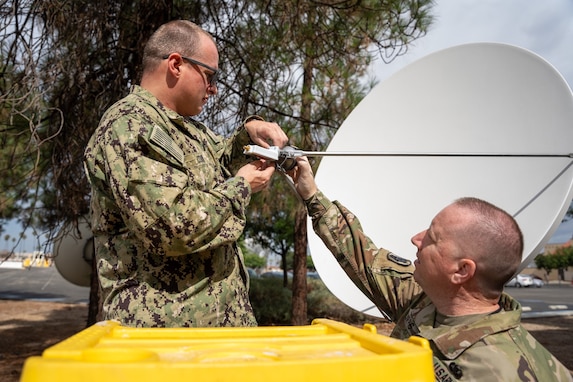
411;230;425;248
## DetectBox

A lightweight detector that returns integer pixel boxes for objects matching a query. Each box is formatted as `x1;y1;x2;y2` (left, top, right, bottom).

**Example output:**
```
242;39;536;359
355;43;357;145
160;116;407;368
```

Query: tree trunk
281;250;288;288
291;205;308;325
87;239;101;326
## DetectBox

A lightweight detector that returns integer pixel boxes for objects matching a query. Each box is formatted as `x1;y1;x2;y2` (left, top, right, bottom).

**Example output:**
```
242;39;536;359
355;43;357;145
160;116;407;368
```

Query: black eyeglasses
162;54;219;87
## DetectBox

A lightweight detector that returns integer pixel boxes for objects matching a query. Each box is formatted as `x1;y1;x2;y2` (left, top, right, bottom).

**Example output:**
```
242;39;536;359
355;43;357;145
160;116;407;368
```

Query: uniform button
448;362;463;379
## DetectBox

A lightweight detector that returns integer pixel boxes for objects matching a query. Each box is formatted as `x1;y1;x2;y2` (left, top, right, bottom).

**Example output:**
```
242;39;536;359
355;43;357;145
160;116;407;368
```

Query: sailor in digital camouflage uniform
84;20;288;328
289;156;572;381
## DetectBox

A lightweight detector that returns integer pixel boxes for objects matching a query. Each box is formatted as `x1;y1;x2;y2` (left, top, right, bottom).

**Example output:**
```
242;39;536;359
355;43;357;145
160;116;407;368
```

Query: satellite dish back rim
53;216;93;288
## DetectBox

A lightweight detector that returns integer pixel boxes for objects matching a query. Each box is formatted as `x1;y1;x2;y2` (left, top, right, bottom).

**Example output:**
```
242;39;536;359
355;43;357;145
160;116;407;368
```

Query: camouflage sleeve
208;117;255;175
305;190;423;321
86;112;251;257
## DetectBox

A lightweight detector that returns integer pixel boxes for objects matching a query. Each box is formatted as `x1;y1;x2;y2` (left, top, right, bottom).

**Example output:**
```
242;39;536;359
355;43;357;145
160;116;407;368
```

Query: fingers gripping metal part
276;146;300;171
243;145;302;171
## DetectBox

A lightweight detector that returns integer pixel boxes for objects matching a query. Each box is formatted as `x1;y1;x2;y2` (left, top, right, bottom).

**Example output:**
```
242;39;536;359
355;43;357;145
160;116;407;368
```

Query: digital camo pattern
84;85;256;327
306;190;572;381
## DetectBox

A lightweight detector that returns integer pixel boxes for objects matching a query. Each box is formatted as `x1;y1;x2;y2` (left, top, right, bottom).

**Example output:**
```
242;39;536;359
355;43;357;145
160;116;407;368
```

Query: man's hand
287;156;318;200
236;160;276;193
244;119;288;148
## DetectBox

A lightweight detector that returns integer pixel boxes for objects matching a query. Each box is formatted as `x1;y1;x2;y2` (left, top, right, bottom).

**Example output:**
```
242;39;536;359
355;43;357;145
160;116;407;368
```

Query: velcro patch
387;252;412;267
150;125;184;164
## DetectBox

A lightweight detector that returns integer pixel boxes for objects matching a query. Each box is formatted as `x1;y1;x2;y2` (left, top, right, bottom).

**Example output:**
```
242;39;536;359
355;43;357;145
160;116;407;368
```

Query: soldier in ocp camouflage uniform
84;20;288;327
289;157;572;381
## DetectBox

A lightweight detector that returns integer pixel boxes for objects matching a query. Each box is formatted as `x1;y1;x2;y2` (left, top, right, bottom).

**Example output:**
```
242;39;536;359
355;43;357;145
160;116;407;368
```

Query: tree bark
291;205;308;325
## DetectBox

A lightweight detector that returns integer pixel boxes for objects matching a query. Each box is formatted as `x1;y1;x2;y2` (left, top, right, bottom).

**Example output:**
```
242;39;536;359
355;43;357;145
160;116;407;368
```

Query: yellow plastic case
21;319;433;382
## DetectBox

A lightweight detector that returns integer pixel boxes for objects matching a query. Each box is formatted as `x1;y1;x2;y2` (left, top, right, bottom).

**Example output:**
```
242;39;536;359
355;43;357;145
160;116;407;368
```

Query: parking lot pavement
0;267;89;304
504;283;573;318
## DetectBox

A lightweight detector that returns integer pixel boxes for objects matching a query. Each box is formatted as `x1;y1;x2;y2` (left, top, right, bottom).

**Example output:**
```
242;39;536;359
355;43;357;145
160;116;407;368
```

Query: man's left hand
245;119;288;148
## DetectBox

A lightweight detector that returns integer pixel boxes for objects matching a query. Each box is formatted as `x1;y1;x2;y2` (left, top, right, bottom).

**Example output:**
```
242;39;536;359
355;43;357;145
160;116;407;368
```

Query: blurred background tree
535;246;573;281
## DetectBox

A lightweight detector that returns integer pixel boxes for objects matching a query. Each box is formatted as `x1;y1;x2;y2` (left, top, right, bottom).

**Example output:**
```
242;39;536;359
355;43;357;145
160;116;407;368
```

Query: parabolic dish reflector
308;43;573;317
53;216;93;287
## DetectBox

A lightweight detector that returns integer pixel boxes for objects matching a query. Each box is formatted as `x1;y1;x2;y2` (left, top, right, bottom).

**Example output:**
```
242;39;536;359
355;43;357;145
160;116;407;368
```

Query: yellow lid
21;318;433;382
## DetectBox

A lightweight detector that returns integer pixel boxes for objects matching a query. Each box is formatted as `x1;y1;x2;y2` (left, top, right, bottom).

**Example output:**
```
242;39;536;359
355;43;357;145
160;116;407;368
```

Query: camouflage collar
402;294;522;359
130;85;192;128
130;85;212;140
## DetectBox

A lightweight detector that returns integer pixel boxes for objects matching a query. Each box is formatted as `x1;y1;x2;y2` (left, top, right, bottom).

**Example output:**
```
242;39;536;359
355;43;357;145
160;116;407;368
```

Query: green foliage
249;276;388;326
535;247;573;273
306;279;380;324
306;254;315;271
0;55;47;232
565;202;573;220
243;174;299;274
243;252;266;269
237;238;266;268
285;251;315;271
0;115;33;220
249;277;293;325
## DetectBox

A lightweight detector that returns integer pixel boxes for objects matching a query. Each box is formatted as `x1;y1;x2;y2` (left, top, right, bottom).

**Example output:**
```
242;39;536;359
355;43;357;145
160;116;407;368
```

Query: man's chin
188;107;202;117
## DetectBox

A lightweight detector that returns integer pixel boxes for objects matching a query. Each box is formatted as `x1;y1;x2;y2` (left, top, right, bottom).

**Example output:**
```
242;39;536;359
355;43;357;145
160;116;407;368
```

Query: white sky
373;0;573;88
371;0;573;244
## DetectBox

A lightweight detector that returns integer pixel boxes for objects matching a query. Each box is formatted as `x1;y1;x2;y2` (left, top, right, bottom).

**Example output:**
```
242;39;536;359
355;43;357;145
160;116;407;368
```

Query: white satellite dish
308;43;573;317
53;216;93;287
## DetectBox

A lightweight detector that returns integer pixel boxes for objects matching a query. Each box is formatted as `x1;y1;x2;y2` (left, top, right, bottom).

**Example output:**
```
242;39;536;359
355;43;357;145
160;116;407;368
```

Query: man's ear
165;54;183;77
451;258;476;284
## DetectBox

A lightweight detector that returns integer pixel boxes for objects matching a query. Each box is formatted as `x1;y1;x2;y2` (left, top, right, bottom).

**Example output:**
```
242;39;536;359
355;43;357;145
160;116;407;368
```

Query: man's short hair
454;197;523;295
142;20;213;73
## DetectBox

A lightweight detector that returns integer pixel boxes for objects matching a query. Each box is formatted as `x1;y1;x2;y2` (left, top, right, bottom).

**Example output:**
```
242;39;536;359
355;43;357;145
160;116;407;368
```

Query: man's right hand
236;160;275;193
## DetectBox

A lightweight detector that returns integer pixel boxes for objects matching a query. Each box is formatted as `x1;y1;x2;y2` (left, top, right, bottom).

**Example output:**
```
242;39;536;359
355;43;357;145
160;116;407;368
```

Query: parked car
505;274;534;287
247;268;259;278
530;276;545;288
